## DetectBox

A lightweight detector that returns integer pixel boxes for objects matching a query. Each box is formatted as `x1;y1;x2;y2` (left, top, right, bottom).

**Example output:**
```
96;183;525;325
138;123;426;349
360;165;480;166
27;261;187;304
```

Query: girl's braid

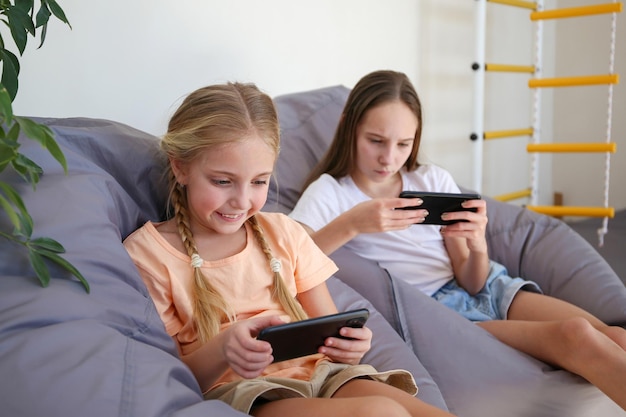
247;215;307;322
171;182;233;342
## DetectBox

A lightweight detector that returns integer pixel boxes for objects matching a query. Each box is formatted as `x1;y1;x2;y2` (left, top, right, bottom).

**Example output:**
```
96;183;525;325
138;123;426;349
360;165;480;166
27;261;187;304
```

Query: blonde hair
161;82;307;342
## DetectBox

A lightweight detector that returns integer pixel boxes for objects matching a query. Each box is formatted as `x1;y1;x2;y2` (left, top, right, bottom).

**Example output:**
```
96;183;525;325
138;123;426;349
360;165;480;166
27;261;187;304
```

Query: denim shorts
432;261;542;321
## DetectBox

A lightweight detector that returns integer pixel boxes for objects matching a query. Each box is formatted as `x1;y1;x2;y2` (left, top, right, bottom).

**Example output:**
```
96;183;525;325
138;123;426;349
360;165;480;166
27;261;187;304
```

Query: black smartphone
257;308;370;363
398;191;482;225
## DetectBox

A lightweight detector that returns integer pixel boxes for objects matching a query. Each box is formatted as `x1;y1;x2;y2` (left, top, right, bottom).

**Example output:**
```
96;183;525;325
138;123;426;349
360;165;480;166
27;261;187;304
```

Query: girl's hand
318;325;372;365
349;198;428;234
440;198;488;253
221;315;286;379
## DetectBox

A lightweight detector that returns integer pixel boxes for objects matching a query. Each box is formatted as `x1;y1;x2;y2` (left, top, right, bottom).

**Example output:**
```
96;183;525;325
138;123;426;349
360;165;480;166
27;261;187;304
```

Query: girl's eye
212;179;231;186
253;179;269;186
399;143;411;148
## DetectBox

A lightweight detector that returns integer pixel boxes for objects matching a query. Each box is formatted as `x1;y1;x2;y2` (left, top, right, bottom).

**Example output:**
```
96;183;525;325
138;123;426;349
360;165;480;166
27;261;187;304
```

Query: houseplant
0;0;88;291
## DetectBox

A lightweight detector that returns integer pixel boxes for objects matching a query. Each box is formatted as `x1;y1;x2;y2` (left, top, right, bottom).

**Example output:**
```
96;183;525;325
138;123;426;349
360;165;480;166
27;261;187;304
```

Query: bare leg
334;379;454;417
252;396;411;417
477;291;626;410
508;291;626;350
252;379;455;417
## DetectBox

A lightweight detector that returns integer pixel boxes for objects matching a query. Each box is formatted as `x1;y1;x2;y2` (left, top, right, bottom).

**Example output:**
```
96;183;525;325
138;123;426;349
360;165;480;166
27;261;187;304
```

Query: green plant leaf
0;152;12;170
12;152;43;187
0;180;29;214
45;0;70;28
6;5;35;55
0;190;21;231
20;6;36;35
28;247;50;287
0;180;32;234
16;210;32;238
41;130;66;173
0;83;15;124
15;116;67;173
34;2;50;28
30;236;64;252
14;116;47;145
37;247;89;292
15;0;35;13
0;137;18;166
5;8;28;55
5;119;20;140
0;0;87;294
37;22;47;48
0;48;20;100
34;2;50;47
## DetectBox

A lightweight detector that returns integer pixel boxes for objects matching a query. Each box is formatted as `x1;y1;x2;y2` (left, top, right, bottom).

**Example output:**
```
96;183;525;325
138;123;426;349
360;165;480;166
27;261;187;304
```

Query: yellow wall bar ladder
494;188;532;202
488;0;536;10
527;205;615;218
485;63;535;73
484;128;533;139
531;2;622;21
529;74;618;88
527;143;617;153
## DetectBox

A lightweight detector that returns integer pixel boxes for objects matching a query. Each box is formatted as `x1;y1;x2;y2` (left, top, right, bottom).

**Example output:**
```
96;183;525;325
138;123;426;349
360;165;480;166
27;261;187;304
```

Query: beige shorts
204;361;418;414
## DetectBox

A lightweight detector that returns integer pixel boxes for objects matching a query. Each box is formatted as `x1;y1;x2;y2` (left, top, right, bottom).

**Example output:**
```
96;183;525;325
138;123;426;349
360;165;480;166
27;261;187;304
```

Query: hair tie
269;257;282;273
190;253;204;269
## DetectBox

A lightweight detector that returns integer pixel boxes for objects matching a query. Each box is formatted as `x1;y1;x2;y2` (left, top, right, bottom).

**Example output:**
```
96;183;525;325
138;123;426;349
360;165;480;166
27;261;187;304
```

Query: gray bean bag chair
0;116;445;416
267;85;626;416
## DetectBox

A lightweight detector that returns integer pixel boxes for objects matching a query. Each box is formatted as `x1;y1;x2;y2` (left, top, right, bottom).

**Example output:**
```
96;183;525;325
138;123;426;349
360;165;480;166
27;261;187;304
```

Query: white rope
597;2;618;247
529;0;544;206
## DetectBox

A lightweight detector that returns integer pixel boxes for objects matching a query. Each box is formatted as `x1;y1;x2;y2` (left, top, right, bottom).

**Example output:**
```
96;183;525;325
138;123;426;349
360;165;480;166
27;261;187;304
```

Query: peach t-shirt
123;212;338;389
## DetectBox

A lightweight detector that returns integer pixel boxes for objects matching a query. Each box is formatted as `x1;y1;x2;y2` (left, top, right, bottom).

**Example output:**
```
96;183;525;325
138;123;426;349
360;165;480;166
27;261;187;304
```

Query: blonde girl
124;82;454;417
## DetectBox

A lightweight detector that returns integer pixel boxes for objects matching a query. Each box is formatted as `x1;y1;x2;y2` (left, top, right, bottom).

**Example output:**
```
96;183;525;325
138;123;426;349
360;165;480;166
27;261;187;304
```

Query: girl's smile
171;135;276;237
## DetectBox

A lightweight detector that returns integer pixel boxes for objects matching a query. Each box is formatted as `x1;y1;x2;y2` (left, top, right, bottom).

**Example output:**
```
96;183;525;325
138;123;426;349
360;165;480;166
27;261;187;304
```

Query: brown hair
303;70;423;191
161;82;307;342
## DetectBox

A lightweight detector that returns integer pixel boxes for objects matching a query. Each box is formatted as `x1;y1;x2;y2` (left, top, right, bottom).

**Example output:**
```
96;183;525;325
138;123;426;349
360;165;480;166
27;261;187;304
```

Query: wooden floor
567;209;626;285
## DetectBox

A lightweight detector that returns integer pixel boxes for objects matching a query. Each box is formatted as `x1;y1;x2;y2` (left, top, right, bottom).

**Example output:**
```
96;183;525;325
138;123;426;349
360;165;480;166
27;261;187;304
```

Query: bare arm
180;315;286;392
441;198;490;295
300;197;428;255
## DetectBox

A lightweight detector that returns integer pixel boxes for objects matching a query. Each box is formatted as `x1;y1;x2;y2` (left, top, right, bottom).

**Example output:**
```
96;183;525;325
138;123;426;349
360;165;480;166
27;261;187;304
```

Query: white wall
11;0;625;211
13;0;422;136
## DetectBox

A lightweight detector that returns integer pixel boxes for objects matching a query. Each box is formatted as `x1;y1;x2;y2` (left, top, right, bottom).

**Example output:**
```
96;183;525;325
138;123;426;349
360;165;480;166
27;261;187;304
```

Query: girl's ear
170;157;188;186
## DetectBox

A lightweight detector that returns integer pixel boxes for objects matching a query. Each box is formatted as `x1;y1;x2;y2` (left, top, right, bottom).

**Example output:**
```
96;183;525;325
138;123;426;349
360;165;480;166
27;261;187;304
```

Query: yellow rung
486;63;535;73
527;205;615;218
527;142;617;153
529;74;619;88
489;0;537;10
531;2;623;20
493;189;532;202
485;128;533;139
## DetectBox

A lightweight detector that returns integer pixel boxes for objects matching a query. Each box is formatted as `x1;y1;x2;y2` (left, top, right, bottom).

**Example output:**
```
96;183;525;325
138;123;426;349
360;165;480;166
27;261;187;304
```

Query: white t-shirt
289;164;459;296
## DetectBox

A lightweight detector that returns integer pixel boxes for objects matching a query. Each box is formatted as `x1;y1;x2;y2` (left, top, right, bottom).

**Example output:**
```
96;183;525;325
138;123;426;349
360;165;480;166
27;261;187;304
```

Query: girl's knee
558;317;605;359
